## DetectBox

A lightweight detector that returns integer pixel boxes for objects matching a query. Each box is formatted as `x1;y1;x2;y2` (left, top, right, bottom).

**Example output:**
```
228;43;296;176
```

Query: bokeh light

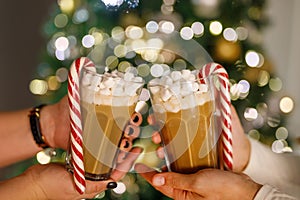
55;36;69;51
279;96;294;113
236;26;248;40
159;21;175;34
73;8;89;24
47;76;61;91
101;0;124;7
276;127;288;140
248;129;260;140
82;34;95;48
146;21;159;33
56;67;69;82
180;27;194;40
58;0;75;14
244;107;258;121
223;28;237;42
209;21;222;35
54;14;68;28
257;70;270;87
29;79;48;95
245;50;260;67
36;151;51;164
269;77;282;92
113;182;127;194
191;21;204;37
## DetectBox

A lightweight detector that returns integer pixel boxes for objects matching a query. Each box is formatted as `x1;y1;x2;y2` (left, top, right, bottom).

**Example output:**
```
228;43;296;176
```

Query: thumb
152;172;198;192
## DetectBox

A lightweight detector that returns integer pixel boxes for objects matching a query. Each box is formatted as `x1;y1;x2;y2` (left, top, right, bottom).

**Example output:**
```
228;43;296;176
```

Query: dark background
0;0;53;110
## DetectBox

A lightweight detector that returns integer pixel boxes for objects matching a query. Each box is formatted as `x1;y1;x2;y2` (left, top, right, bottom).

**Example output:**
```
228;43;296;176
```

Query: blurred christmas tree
29;0;294;199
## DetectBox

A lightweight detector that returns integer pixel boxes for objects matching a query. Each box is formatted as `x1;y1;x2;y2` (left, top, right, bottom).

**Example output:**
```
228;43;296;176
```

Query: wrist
39;105;56;148
233;136;251;172
39;97;70;150
250;182;263;200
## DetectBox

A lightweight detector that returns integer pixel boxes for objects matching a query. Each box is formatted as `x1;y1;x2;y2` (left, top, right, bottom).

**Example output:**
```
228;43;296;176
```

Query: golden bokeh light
279;96;294;114
29;79;48;95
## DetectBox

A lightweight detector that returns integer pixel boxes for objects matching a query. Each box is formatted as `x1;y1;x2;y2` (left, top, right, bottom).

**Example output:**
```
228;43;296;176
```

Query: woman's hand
13;147;142;200
40;96;70;150
25;163;112;200
135;164;262;200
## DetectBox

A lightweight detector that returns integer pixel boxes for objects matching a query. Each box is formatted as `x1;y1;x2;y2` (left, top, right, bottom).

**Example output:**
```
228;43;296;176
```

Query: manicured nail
153;176;165;186
106;182;117;189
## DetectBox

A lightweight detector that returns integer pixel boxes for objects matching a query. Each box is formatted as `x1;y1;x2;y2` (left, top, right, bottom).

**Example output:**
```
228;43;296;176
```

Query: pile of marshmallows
81;68;144;106
81;64;212;111
148;69;212;113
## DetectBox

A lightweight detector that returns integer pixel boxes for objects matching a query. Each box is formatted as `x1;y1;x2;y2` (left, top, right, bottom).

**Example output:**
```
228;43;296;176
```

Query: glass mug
148;71;222;173
66;67;144;180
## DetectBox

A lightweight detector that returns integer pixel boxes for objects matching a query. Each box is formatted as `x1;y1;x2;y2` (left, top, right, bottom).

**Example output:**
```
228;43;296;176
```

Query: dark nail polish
106;182;117;189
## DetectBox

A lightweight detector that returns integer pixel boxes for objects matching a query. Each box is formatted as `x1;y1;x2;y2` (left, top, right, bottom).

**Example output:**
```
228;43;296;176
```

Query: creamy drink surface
80;69;143;180
149;69;219;173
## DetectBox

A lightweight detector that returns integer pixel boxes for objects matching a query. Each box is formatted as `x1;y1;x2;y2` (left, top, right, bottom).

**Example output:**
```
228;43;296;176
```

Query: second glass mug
66;67;144;180
148;72;223;173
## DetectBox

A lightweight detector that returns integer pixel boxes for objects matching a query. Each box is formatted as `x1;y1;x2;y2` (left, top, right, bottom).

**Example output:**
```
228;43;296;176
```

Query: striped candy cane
68;57;95;194
198;63;233;170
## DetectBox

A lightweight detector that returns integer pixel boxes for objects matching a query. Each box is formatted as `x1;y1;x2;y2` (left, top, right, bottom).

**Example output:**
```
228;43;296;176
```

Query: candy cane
68;57;95;194
198;63;233;170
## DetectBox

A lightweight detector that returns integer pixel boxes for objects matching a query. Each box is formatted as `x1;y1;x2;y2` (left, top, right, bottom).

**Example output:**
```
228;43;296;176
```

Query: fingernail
153;175;165;186
106;182;117;189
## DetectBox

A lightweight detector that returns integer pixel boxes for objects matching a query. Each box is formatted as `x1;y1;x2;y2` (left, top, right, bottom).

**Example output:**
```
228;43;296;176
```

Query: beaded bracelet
29;104;50;149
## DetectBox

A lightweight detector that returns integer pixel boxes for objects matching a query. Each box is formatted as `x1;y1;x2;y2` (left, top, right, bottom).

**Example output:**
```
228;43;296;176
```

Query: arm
0;96;69;167
0;108;41;167
244;138;300;198
230;105;300;197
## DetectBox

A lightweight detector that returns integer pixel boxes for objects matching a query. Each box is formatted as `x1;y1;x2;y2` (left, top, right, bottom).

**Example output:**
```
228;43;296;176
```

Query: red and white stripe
198;63;233;170
68;57;95;194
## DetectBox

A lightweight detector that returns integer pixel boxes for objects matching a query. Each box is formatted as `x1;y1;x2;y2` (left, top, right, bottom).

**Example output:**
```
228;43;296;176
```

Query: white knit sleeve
254;185;297;200
243;138;300;198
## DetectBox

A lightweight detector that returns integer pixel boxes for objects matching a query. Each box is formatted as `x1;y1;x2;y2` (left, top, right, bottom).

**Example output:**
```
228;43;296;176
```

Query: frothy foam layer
81;69;144;106
149;69;212;112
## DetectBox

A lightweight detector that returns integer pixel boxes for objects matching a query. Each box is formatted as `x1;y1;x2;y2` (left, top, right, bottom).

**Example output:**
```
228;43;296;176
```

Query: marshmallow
181;69;191;80
149;85;160;95
125;66;138;76
170;71;182;82
161;75;173;85
148;68;212;113
161;64;171;76
124;72;134;81
139;88;150;102
160;88;173;102
81;68;144;107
